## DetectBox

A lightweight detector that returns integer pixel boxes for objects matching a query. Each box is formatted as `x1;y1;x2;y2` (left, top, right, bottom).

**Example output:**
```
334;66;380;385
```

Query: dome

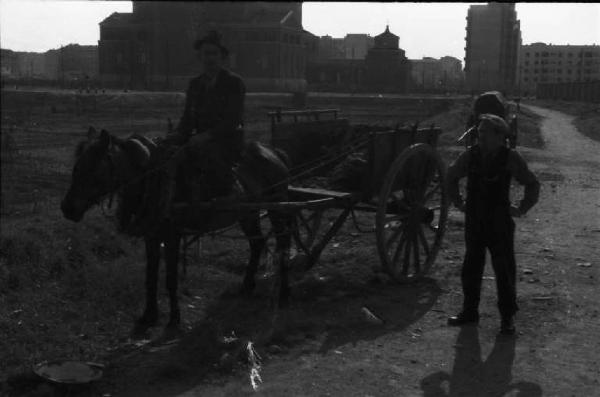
374;25;399;49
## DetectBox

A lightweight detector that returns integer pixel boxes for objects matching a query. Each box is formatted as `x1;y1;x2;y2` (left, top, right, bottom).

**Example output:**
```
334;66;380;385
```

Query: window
535;60;539;65
524;60;529;65
534;69;538;73
535;52;539;57
558;53;563;58
533;77;538;82
525;52;530;57
524;77;528;82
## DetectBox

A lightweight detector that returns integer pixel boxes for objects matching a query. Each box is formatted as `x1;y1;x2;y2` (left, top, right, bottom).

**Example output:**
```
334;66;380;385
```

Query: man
446;113;540;335
137;30;245;230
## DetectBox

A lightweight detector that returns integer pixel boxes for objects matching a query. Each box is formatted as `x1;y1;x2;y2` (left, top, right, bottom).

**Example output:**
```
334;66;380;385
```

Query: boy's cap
194;30;229;56
478;113;509;136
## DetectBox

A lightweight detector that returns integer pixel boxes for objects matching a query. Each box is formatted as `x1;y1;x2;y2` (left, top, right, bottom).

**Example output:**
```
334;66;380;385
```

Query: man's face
477;122;504;154
197;43;223;74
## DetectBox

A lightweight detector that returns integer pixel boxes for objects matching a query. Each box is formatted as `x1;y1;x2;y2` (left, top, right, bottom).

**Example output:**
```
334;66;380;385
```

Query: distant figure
446;114;540;336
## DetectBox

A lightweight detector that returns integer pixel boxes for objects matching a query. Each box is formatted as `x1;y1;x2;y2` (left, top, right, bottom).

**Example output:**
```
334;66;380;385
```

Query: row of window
523;68;596;74
524;51;596;58
524;60;595;66
523;77;594;82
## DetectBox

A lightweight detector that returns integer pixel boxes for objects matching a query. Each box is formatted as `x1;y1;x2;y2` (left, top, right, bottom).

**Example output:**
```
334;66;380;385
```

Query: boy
446;114;540;335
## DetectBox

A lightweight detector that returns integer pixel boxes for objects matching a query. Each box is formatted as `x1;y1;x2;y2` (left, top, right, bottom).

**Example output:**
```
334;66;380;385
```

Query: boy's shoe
499;316;516;335
447;311;480;326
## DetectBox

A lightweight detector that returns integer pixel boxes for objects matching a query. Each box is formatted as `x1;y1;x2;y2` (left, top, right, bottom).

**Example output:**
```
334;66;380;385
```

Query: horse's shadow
420;327;543;397
97;270;441;396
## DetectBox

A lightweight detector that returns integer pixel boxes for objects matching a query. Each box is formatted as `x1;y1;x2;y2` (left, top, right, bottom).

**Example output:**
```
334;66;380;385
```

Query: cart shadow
420;327;543;397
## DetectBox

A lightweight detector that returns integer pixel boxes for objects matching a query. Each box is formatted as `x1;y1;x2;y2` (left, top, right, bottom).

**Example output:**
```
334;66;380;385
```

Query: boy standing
446;114;540;335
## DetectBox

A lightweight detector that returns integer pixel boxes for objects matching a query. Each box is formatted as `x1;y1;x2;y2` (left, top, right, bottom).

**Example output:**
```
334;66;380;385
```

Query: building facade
344;34;375;60
464;3;521;93
410;56;464;92
364;26;410;92
519;43;600;95
98;2;310;91
307;26;410;93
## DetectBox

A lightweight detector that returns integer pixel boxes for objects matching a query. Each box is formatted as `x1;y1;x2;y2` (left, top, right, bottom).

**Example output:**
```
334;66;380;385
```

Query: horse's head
61;127;117;222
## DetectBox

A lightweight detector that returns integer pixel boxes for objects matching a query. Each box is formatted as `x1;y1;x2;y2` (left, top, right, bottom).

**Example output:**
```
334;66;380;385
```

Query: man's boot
447;310;480;326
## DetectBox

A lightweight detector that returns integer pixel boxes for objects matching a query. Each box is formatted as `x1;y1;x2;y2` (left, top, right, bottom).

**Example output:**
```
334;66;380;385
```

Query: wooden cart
179;108;448;283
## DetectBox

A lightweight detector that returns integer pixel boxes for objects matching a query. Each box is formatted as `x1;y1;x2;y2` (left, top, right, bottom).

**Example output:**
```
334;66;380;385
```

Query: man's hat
194;30;228;56
478;113;510;136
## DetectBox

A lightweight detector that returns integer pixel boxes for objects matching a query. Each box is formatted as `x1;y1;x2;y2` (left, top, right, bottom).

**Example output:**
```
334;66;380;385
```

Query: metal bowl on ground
33;360;104;385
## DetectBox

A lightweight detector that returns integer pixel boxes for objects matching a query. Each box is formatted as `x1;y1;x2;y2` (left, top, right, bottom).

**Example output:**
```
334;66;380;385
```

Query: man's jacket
176;68;245;144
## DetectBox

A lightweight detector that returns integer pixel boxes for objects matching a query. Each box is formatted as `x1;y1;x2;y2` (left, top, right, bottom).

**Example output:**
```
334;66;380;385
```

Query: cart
180;108;449;283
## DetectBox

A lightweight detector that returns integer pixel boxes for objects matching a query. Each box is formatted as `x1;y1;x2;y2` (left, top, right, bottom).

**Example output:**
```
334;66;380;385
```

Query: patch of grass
423;100;544;149
0;210;144;377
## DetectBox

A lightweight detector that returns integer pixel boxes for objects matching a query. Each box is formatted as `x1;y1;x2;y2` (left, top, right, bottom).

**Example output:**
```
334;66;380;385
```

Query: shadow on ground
86;269;442;397
420;326;543;397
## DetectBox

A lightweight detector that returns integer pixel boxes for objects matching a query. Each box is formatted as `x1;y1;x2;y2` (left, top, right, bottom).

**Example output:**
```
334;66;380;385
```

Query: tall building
98;2;309;91
519;43;600;95
464;3;521;93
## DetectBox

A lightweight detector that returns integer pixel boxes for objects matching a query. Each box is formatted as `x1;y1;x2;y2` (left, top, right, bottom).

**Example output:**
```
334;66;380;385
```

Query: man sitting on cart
134;30;246;231
446;113;540;335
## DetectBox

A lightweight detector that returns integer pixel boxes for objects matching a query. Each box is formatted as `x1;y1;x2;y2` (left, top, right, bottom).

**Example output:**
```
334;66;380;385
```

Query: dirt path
92;106;599;397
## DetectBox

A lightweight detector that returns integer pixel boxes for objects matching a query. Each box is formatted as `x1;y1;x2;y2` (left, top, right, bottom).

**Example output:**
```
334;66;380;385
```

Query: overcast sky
1;1;598;61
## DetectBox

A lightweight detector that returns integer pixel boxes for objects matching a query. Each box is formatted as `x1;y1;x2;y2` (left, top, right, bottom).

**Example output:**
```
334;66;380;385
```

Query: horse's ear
99;129;111;149
87;126;98;141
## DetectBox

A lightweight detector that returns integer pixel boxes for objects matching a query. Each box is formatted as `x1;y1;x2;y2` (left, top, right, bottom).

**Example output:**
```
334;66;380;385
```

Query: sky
1;1;598;62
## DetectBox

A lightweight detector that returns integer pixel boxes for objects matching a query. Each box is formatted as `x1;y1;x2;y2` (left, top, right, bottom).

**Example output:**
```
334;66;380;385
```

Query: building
364;25;410;92
410;56;464;91
344;34;375;60
464;3;521;93
316;33;374;61
307;25;410;93
98;2;310;91
519;42;600;95
317;35;345;60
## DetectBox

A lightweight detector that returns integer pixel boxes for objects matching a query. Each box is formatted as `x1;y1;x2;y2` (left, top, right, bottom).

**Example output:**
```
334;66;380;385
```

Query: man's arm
446;150;470;211
508;150;540;215
175;80;196;139
206;76;245;140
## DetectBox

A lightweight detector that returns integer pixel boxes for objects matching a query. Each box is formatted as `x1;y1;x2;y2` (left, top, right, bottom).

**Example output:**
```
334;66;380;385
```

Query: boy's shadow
420;327;542;397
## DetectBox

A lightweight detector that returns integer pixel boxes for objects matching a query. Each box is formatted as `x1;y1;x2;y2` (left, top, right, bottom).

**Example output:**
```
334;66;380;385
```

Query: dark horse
61;127;292;335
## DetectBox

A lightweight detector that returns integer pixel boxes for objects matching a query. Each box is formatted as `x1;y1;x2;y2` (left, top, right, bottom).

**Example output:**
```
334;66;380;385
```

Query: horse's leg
134;236;160;333
269;211;292;306
164;231;182;330
239;212;266;295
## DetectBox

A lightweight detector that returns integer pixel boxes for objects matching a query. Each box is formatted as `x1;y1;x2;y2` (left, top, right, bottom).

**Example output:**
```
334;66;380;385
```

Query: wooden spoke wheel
292;208;324;255
376;143;448;282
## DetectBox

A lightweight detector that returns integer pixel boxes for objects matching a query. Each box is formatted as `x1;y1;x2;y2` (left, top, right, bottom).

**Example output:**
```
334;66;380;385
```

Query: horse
61;127;292;335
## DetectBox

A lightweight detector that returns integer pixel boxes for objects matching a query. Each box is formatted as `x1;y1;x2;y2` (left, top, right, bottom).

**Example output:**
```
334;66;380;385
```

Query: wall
536;80;600;103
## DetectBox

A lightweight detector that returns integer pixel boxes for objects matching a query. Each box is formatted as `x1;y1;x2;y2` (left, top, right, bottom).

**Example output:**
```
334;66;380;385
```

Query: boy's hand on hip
510;205;522;218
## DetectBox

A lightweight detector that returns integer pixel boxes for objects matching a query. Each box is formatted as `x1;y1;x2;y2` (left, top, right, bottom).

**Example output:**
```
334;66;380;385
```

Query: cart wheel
376;143;448;282
292;208;324;254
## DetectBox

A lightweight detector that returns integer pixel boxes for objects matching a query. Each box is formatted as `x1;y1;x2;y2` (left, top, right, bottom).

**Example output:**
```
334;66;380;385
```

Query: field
4;89;598;397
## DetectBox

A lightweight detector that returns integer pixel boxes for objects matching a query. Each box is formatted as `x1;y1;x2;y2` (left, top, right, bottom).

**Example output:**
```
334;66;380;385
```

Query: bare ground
1;93;599;396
